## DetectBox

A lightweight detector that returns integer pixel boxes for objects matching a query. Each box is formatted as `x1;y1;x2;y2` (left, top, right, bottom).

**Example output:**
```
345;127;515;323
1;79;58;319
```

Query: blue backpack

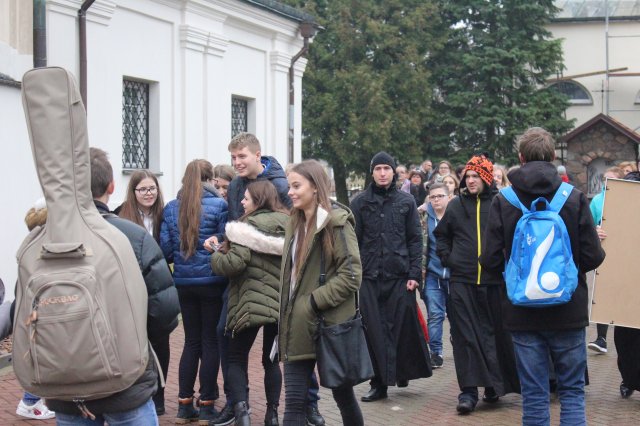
501;182;578;307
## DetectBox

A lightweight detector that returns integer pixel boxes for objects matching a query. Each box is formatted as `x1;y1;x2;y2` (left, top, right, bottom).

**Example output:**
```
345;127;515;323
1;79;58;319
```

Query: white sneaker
16;398;56;420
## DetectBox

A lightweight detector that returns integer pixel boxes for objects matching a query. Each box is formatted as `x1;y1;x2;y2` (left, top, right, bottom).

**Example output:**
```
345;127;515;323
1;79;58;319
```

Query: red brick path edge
1;320;640;425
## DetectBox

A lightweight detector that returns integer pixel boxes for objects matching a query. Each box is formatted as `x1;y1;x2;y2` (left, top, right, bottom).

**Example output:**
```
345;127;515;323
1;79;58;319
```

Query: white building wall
549;20;640;131
0;0;308;298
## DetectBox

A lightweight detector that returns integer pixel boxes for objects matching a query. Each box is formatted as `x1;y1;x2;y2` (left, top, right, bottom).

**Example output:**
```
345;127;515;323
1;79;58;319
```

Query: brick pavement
1;320;640;425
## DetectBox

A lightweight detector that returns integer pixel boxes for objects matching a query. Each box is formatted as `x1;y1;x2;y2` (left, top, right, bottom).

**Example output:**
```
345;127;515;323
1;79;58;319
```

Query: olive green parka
279;203;362;362
212;209;288;337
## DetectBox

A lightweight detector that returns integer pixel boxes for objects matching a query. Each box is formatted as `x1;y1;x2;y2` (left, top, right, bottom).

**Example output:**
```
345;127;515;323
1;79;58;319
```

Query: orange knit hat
464;155;494;186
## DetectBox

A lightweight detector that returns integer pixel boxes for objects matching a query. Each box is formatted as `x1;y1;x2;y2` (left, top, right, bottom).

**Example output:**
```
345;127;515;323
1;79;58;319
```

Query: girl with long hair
279;160;364;425
118;170;164;240
117;170;170;413
211;181;289;426
160;159;228;424
442;174;460;197
493;164;510;190
430;160;454;184
213;164;236;201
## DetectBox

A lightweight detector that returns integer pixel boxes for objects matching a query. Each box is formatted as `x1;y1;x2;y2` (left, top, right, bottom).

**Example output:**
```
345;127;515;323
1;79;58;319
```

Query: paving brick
1;321;638;425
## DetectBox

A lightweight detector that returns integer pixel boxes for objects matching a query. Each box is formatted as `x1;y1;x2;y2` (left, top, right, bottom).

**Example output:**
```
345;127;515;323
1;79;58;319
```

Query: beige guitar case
13;67;149;401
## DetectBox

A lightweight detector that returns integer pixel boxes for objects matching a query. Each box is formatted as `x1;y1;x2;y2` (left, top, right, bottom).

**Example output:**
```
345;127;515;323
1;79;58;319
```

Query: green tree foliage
283;0;444;203
429;0;574;164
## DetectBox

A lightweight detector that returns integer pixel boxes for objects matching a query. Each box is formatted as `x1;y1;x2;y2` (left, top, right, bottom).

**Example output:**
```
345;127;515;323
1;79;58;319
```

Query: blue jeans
511;328;586;426
423;273;449;355
55;399;158;425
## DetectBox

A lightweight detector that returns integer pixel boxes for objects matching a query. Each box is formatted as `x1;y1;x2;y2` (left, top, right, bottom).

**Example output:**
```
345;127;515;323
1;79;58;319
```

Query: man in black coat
480;128;605;425
46;148;180;420
350;151;431;402
434;155;519;415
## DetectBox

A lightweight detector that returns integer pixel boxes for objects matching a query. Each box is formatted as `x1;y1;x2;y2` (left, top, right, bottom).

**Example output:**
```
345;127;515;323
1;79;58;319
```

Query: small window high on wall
122;79;149;169
549;80;593;105
231;97;248;138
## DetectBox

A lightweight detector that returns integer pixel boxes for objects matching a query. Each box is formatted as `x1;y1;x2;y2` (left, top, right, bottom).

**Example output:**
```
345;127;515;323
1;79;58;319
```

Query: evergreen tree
284;0;444;203
429;0;573;164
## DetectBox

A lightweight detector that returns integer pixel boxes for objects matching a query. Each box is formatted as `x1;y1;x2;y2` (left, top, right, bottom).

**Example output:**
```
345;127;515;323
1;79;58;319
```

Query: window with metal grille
122;79;149;169
231;97;248;137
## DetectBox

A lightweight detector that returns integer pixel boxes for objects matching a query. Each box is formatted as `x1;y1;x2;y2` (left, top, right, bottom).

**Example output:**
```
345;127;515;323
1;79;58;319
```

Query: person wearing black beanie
350;153;432;403
369;151;397;174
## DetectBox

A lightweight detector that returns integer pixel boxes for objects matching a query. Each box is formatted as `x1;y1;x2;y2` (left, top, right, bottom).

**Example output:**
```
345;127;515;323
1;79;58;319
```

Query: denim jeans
22;392;41;405
511;328;587;426
423;273;449;355
55;399;158;425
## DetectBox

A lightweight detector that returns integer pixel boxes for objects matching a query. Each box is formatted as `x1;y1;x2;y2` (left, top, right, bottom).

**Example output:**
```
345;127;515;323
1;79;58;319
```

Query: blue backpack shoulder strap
500;186;528;213
548;182;573;213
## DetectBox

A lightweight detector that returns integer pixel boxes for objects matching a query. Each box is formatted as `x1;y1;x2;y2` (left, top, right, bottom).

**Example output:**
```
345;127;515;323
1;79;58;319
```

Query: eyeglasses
135;186;158;195
428;194;447;200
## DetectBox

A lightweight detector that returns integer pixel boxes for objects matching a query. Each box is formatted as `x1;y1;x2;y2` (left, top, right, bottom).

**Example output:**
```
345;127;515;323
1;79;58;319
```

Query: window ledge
122;168;163;176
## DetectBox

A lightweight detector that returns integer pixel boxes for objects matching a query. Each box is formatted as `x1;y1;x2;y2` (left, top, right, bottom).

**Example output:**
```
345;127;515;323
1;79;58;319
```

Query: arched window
549;80;593;105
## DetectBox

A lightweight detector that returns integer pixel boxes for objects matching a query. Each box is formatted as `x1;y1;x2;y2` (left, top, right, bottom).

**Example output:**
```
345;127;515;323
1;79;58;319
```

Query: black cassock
360;277;432;387
448;282;520;396
615;326;640;391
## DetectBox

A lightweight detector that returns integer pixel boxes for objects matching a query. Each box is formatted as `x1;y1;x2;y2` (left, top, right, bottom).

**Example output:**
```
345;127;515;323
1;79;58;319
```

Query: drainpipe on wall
78;0;95;110
33;0;47;68
288;22;318;164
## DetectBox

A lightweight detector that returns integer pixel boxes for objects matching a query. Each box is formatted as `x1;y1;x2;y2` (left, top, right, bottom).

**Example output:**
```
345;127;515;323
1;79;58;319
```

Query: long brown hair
179;159;213;258
239;180;289;222
289;160;334;276
119;170;164;240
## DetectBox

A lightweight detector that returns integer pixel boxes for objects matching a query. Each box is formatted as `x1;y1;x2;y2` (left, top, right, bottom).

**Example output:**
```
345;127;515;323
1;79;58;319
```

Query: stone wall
565;121;637;197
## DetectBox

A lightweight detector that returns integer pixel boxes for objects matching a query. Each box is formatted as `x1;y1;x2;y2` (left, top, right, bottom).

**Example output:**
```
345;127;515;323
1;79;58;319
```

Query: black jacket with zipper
434;183;501;285
479;161;605;331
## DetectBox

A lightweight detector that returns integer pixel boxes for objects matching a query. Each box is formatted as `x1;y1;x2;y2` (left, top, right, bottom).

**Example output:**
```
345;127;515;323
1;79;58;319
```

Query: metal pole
33;0;47;68
78;0;95;110
605;0;610;116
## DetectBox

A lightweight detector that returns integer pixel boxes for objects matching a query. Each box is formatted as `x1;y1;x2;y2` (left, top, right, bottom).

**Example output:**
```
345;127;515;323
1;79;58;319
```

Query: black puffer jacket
350;183;422;282
434;183;502;285
479;161;605;331
47;201;180;415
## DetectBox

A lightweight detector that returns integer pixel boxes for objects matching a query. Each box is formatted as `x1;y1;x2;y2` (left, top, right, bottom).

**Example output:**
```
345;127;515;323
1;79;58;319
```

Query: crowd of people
3;128;640;426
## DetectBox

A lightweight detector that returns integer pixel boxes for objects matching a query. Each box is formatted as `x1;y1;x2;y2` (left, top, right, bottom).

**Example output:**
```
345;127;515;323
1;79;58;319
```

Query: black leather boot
361;386;388;402
234;401;250;426
264;403;278;426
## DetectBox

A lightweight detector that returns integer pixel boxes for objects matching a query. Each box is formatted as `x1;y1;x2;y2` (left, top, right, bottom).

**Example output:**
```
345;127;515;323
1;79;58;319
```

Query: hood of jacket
315;201;354;233
224;211;286;256
508;161;562;197
260;156;286;180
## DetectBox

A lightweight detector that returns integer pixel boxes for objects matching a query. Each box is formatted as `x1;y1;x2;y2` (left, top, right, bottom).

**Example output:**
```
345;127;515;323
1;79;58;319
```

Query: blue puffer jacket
160;183;228;286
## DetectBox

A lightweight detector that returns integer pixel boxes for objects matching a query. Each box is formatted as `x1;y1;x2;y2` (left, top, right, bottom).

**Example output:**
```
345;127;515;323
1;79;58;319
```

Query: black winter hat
370;151;397;174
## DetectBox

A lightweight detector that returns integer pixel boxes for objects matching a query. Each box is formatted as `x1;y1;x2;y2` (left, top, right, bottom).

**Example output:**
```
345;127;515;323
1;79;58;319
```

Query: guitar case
13;67;149;401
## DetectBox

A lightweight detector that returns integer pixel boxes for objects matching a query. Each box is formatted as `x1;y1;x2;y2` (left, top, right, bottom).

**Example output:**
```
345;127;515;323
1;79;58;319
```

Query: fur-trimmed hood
225;220;285;256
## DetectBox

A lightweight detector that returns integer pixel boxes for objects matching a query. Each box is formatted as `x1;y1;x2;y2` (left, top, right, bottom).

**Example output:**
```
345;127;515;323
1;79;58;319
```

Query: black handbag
314;230;374;389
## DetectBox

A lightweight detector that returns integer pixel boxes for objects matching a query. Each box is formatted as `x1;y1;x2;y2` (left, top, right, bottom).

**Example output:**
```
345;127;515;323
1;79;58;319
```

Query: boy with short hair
226;133;291;221
481;127;605;424
213;133;324;426
423;182;451;369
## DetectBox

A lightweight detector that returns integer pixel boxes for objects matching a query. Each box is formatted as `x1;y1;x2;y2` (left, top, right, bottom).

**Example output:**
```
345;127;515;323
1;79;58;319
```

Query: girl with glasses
118;170;164;241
